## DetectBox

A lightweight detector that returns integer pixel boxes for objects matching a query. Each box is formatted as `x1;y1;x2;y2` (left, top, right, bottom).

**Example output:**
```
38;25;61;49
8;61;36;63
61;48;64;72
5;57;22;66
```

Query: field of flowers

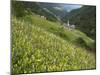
11;15;96;75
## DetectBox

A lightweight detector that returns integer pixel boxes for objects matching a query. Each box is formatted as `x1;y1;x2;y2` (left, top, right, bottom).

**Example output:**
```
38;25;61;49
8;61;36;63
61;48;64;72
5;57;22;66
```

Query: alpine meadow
11;1;96;75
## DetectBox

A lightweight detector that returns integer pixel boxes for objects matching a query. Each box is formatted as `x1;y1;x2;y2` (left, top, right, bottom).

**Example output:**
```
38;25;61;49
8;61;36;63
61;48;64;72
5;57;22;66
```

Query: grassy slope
23;15;95;48
12;15;96;74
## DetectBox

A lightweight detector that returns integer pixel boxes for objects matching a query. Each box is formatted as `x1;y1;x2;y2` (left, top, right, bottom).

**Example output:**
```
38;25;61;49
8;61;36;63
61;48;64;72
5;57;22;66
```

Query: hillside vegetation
11;1;96;75
63;6;96;40
12;14;96;74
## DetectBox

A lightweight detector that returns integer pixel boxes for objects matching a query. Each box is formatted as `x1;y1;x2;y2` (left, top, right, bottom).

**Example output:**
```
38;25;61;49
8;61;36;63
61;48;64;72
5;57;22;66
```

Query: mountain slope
12;15;96;74
12;1;58;22
63;6;96;40
37;2;68;18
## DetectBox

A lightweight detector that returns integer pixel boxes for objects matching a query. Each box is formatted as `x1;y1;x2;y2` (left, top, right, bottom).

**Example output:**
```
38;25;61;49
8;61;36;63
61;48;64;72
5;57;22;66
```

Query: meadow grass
12;15;96;74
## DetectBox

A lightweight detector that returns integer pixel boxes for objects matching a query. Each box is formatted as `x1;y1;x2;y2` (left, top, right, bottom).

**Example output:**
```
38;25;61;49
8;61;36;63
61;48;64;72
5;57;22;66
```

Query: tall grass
12;15;96;75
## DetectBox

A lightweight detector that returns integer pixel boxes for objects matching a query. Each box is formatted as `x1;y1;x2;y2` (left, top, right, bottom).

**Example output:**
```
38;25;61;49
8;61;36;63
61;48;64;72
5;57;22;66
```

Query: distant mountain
12;1;81;22
37;3;69;19
22;2;70;22
12;1;58;22
24;2;59;22
63;6;96;40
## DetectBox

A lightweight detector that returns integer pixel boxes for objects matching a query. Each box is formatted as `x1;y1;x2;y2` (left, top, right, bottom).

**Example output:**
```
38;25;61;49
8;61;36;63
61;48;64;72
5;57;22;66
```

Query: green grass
23;15;95;49
12;15;96;75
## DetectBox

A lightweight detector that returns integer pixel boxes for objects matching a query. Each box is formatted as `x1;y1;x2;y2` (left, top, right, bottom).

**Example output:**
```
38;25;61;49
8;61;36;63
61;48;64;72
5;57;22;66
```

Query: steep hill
37;2;69;18
63;6;96;40
12;14;96;74
12;1;96;75
12;1;58;22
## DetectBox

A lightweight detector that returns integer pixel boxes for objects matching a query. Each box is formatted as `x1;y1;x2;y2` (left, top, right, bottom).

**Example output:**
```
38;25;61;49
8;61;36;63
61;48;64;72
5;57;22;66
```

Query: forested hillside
37;3;69;18
12;1;58;21
63;6;96;40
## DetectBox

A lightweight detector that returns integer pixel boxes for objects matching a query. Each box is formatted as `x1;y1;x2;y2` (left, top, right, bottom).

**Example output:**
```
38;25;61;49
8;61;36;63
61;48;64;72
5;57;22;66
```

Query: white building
40;16;46;20
66;20;75;29
67;20;70;27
